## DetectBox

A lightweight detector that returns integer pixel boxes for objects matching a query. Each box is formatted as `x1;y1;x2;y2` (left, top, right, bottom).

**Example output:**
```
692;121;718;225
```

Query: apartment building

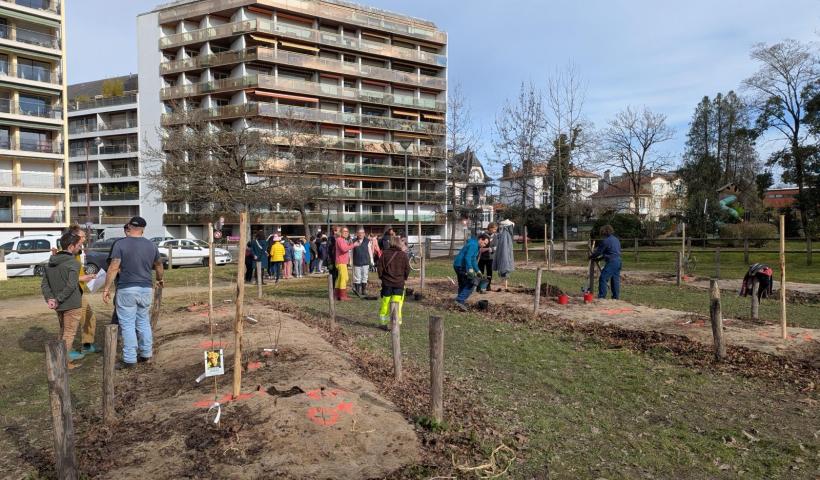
0;0;67;243
137;0;448;240
66;75;140;234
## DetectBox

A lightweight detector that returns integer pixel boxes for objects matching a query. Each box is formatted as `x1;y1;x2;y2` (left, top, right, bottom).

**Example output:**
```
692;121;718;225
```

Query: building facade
138;0;448;240
0;0;67;243
762;187;798;209
590;171;684;220
67;75;140;234
450;149;493;236
498;161;600;210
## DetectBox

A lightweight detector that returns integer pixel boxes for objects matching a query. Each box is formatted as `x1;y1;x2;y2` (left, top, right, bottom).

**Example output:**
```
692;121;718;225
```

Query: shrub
592;213;642;239
719;222;777;247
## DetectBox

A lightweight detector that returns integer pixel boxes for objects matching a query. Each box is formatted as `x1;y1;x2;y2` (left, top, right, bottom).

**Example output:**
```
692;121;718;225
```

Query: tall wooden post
102;325;117;424
167;245;173;269
709;280;726;361
779;215;787;339
256;261;263;299
419;254;426;294
533;267;542;313
676;252;682;287
424;237;432;260
588;256;596;293
208;223;214;325
327;272;336;330
543;224;548;262
714;247;720;279
390;301;402;381
429;316;444;423
750;278;760;320
743;238;750;265
232;211;248;398
634;238;639;262
523;226;529;264
45;340;78;480
681;222;686;260
150;284;163;332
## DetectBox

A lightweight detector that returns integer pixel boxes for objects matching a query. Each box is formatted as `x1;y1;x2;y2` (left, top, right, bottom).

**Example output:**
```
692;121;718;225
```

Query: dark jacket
592;235;622;263
284;241;294;261
41;251;82;311
453;237;480;271
352;238;371;266
377;246;410;288
379;234;391;252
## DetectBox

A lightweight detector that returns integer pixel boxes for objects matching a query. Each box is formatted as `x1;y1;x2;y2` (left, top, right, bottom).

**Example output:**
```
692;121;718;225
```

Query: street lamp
398;140;413;240
84;136;102;235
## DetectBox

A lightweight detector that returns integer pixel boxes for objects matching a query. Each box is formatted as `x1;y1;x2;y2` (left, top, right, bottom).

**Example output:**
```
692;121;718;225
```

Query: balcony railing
321;188;444;202
158;0;446;45
318;138;444;159
1;0;60;13
161;102;444;135
164;211;445;225
160;47;446;90
0;24;60;49
68;93;138;112
69;143;138;158
68;120;137;134
0;171;62;188
0;98;62;119
68;168;138;180
3;139;62;154
159;18;446;67
70;191;139;202
16;208;63;223
0;64;61;85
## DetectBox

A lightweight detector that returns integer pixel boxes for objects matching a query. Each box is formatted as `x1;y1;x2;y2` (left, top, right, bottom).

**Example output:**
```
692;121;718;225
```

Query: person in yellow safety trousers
334;227;363;301
376;235;410;330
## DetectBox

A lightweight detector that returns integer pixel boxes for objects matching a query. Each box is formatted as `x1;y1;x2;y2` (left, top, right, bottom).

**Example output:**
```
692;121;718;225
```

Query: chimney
502;163;512;178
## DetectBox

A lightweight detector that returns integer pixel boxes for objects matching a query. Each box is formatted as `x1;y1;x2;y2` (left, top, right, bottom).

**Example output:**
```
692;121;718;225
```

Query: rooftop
500;162;601;180
68;74;139;100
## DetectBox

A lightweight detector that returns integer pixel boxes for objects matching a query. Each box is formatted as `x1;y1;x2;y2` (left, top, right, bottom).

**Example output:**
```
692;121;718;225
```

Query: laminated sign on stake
204;349;225;377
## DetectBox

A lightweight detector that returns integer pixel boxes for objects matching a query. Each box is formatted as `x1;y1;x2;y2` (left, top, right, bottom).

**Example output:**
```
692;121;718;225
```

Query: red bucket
583;292;594;304
558;294;569;305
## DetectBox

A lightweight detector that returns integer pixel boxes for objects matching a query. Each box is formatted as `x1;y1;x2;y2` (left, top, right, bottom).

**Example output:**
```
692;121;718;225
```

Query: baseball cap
127;216;147;228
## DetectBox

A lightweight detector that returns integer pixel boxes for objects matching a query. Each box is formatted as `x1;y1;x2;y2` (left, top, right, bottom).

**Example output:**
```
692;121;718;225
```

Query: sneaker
378;324;389;331
81;344;100;354
68;350;85;361
115;361;136;370
137;356;152;363
454;301;468;312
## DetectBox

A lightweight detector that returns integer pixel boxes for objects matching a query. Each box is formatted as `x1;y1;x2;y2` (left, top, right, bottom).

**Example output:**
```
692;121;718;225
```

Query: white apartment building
590;171;684;220
0;0;67;243
498;161;600;210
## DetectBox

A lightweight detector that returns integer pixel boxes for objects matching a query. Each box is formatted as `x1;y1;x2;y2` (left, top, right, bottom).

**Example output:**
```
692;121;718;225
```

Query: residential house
498;160;600;210
450;149;493;234
590;171;684;220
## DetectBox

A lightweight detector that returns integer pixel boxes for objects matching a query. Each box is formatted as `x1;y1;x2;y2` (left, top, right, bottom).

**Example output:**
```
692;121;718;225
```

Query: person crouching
377;235;410;330
453;233;490;310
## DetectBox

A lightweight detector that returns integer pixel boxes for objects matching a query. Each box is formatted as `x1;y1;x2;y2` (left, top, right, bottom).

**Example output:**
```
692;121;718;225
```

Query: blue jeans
116;286;153;364
598;258;622;299
454;266;475;304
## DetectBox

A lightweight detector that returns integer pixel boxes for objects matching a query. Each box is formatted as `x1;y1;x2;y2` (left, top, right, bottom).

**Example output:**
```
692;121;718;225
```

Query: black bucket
477;300;489;310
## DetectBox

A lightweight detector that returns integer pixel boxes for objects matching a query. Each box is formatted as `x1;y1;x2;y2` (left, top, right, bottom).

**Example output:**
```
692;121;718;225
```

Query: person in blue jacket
590;224;622;299
453;233;490;310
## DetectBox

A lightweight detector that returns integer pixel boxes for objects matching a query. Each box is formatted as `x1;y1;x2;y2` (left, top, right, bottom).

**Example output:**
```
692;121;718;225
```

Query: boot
361;283;368;298
353;283;362;298
334;288;342;301
339;288;351;301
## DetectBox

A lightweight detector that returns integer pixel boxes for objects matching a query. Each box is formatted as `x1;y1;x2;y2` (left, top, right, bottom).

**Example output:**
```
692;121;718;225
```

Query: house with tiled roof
498;160;600;209
590;171;684;220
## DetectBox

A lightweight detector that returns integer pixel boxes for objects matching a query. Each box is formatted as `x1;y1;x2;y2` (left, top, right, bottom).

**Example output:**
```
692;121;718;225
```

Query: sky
66;0;820;182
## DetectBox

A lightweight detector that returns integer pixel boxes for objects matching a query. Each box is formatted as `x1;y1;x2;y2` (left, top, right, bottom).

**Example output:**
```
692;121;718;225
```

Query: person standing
591;224;622;299
316;235;327;273
368;233;382;272
327;226;340;285
477;222;497;293
379;226;394;252
283;236;294;279
244;239;255;283
102;216;164;369
250;231;268;283
308;236;318;274
376;235;410;329
453;233;490;310
351;228;371;297
269;237;285;283
67;225;100;354
334;227;363;301
41;232;86;367
293;239;305;278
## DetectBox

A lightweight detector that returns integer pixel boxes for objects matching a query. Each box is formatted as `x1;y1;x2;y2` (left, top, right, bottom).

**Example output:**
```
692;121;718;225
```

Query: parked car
158;239;232;268
1;234;61;277
150;236;174;245
85;237;168;274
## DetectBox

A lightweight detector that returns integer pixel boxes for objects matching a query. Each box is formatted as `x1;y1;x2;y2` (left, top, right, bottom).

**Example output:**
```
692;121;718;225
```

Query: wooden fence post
676;252;682;287
743;238;750;265
709;280;726;361
419;254;426;294
634;238;639;262
167;246;173;269
779;215;787;339
45;340;78;480
327;272;336;330
523;226;529;264
424;237;432;259
429;316;444;423
102;325;117;424
150;285;163;332
681;223;686;260
750;278;760;320
232;211;248;398
714;247;720;279
390;301;402;381
256;261;263;299
543;224;548;262
533;267;542;313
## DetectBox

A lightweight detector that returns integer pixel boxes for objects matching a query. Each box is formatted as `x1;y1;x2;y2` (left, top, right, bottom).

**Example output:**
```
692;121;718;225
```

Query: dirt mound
77;306;420;479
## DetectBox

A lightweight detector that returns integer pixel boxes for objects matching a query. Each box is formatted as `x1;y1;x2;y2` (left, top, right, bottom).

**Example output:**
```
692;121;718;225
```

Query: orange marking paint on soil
199;340;228;349
599;308;635;315
306;407;340;426
336;401;354;414
247;361;262;371
306;388;342;400
193;391;258;408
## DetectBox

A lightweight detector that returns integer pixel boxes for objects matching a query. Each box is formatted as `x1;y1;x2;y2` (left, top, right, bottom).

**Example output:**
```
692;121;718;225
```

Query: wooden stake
150;284;163;332
681;222;686;260
676;252;682;287
45;340;78;480
714;247;720;279
327;272;336;330
743;237;750;265
779;215;787;339
533;267;542;313
390;300;402;381
709;280;725;361
167;245;173;269
232;211;248;398
524;226;529;264
208;223;214;326
543;224;548;262
588;239;596;293
256;261;263;299
419;254;426;294
750;278;760;320
429;315;443;423
634;238;639;262
102;324;117;424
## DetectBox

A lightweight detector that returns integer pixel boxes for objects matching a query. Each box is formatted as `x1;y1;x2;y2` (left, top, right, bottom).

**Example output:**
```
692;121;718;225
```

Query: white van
0;234;61;277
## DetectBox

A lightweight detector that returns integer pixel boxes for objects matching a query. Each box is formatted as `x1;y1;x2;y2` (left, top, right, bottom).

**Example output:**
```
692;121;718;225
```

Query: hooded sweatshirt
41;251;82;311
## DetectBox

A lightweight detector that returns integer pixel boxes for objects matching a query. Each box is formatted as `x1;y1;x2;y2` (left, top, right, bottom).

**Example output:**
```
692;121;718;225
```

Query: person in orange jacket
334;227;363;301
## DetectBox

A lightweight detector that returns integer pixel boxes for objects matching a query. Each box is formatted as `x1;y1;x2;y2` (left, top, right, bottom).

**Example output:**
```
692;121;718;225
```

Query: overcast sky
67;0;820;182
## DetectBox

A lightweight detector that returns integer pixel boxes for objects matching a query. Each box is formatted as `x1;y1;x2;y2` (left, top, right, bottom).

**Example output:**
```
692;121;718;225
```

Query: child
293;239;305;278
376;235;410;330
41;232;86;367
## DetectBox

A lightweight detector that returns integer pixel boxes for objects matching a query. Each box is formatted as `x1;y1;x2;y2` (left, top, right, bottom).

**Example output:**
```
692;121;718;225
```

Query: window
19;129;51;152
0;127;9;149
19;94;49;116
0;19;7;40
344;203;357;213
0;241;12;251
17;57;52;82
35;239;50;251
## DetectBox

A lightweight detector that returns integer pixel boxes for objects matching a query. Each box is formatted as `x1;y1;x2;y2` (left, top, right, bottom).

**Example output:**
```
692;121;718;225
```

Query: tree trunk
447;188;457;259
233;211;248;398
297;206;312;240
562;215;568;264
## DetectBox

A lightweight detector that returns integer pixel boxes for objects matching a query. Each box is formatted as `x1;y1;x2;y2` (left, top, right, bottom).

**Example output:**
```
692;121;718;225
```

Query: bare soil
77;303;420;479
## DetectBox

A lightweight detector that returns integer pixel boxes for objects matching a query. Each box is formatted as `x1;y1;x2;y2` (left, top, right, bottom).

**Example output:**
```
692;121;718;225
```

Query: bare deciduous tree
446;83;478;256
599;106;674;216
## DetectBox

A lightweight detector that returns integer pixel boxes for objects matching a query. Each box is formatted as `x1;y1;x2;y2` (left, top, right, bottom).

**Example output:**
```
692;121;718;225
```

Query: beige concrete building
0;0;67;242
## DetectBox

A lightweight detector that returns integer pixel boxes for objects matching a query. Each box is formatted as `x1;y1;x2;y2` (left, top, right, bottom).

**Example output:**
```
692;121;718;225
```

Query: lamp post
84;136;102;235
398;140;413;240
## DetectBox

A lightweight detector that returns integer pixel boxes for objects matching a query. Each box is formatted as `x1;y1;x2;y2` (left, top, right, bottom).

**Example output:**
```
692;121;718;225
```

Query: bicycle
406;243;420;272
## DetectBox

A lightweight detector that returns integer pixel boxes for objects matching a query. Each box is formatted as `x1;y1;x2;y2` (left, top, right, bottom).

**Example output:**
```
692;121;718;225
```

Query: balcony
322;188;444;203
69;143;138;158
71;191;139;203
68;93;138;112
0;138;62;155
0;171;62;189
161;102;445;136
0;24;60;49
261;157;445;178
0;98;62;120
160;47;446;91
0;64;61;86
68;120;137;135
0;0;60;14
157;0;446;44
161;73;445;111
68;168;139;181
6;208;64;224
159;18;446;67
163;211;445;225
